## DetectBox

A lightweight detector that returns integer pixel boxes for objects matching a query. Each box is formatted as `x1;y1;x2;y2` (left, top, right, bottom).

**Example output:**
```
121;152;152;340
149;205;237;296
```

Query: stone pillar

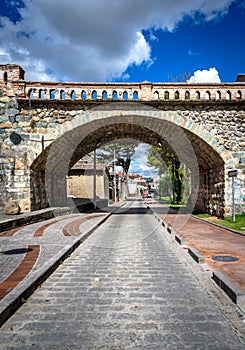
139;82;153;100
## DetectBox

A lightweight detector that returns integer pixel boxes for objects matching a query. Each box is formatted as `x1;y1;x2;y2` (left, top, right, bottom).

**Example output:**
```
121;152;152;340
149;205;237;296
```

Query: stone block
188;247;205;264
0;122;12;128
0;116;9;122
6;108;19;115
213;272;245;313
3;198;21;215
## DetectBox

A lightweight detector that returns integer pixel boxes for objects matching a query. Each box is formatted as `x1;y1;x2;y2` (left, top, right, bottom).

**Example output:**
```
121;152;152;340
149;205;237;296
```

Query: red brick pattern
0;245;40;300
63;214;104;236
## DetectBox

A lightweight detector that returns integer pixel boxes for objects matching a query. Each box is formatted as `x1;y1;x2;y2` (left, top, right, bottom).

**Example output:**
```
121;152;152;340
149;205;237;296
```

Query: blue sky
0;0;244;83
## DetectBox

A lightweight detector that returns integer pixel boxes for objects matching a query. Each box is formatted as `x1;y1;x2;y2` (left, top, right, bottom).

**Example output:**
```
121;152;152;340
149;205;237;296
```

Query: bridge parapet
0;64;244;102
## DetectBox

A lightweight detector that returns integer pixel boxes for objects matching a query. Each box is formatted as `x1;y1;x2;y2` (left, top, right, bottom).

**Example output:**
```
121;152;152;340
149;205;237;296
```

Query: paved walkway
147;200;245;294
0;205;120;326
0;200;244;349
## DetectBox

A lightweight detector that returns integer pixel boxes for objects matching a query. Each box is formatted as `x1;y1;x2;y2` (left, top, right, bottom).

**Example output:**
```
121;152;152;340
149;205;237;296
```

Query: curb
0;205;122;327
188;247;205;264
213;272;245;313
0;207;72;232
175;234;186;246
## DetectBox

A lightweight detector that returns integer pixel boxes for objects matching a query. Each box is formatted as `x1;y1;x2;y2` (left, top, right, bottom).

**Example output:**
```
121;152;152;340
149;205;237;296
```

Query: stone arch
30;104;225;217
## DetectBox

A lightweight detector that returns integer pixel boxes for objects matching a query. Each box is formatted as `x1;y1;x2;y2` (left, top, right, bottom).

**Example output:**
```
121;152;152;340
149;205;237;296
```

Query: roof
236;74;245;82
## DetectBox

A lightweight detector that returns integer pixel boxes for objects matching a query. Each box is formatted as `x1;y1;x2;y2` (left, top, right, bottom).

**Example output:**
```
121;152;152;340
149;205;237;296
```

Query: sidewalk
147;200;245;311
0;204;120;326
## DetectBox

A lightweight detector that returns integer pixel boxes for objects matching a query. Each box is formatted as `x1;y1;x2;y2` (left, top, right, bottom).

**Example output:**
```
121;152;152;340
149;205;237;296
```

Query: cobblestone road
0;200;244;349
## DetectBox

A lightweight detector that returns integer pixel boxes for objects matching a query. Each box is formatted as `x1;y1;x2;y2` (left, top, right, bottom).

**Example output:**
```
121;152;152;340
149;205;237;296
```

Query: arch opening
30;113;225;217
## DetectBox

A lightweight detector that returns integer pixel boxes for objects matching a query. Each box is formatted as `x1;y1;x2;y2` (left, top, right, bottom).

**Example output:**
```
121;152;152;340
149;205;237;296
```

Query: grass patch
155;197;188;212
195;213;245;233
156;197;171;204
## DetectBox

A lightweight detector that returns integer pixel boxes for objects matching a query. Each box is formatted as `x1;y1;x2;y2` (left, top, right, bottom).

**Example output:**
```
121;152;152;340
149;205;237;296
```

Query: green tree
158;174;172;202
147;146;186;204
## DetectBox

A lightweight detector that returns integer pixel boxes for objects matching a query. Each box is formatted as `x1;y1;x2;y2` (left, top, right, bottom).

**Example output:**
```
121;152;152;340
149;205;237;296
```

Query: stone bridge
0;64;244;217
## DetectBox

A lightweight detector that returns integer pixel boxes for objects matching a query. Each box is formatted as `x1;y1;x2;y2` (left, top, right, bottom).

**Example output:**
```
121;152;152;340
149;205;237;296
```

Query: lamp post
228;170;238;222
114;149;117;202
93;150;96;209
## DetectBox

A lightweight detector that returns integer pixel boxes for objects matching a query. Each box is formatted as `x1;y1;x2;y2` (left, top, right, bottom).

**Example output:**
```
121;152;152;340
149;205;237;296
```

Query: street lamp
114;149;117;202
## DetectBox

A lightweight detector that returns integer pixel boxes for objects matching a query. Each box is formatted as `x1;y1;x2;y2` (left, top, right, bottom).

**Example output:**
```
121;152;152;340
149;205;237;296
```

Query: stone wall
67;170;107;199
0;76;244;216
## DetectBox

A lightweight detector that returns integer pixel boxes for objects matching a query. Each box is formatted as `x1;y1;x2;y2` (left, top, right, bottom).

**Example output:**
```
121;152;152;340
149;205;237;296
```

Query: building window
164;91;169;100
185;91;190;100
226;90;231;100
28;89;33;99
205;91;211;100
102;90;107;100
133;91;138;100
174;91;179;100
60;90;66;100
154;91;159;100
112;91;118;100
71;91;76;100
92;90;97;100
3;71;7;83
195;91;200;100
237;90;242;100
123;91;128;100
216;91;221;100
39;89;45;99
81;90;86;100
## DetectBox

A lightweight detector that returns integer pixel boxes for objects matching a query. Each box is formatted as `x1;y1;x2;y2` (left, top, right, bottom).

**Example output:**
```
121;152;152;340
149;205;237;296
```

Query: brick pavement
0;200;244;349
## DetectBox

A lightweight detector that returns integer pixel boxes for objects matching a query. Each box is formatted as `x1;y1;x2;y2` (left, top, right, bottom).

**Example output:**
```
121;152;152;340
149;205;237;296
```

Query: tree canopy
96;138;139;174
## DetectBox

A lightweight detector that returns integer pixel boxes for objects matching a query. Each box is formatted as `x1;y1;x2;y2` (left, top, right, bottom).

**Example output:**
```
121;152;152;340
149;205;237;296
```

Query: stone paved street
0;200;244;349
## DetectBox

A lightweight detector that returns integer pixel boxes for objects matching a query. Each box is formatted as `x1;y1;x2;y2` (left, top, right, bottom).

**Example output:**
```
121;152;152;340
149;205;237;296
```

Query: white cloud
0;0;235;81
128;32;152;67
129;143;159;177
187;68;221;83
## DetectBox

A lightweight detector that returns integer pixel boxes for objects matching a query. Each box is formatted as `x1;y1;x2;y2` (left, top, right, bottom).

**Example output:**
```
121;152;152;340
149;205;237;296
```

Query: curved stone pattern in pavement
0;245;40;300
63;214;105;236
0;213;107;303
